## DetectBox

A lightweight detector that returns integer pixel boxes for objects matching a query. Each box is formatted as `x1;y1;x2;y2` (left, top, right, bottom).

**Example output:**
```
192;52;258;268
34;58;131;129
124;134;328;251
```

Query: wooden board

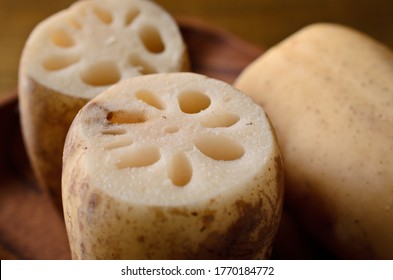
0;18;263;260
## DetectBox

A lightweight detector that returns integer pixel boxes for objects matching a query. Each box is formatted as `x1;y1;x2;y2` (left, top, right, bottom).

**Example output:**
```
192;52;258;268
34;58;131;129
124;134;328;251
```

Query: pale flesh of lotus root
18;0;189;210
62;73;284;259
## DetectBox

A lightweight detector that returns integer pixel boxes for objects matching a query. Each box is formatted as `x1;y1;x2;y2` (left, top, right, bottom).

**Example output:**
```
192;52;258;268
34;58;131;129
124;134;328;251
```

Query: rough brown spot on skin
228;199;275;259
274;156;282;172
273;156;285;207
137;236;146;243
87;193;102;224
189;199;273;259
64;143;87;207
168;208;190;217
105;201;112;211
62;133;78;165
79;182;89;200
153;207;168;223
274;156;284;187
202;210;216;228
67;174;77;198
110;251;122;259
83;102;110;126
68;163;87;198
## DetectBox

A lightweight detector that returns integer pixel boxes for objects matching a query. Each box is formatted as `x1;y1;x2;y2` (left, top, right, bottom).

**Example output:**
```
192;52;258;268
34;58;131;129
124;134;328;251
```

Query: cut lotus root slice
62;73;284;259
18;0;189;211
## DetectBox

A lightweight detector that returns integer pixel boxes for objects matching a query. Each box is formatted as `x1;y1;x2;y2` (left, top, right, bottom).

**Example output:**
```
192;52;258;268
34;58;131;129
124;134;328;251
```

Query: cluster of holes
42;4;166;84
100;90;243;187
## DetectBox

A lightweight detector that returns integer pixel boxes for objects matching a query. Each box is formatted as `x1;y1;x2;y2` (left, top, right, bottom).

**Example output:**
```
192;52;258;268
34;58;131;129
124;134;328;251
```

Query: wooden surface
0;19;265;260
1;0;393;97
0;91;71;260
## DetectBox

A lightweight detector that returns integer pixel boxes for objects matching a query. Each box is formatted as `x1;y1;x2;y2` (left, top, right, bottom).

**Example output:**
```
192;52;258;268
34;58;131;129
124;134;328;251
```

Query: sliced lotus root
62;73;284;259
18;0;189;210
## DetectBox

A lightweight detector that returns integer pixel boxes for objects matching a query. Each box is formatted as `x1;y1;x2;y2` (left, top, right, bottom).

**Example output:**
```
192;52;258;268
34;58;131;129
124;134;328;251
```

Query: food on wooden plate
234;23;393;259
62;72;284;259
18;0;189;211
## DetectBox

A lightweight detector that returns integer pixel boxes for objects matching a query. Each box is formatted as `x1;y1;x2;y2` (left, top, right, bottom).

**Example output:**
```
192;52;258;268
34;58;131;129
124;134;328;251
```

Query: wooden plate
0;18;263;260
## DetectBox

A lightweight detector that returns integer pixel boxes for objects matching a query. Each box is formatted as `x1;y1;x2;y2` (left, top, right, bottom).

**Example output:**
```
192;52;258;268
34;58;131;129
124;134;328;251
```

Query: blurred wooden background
1;0;392;97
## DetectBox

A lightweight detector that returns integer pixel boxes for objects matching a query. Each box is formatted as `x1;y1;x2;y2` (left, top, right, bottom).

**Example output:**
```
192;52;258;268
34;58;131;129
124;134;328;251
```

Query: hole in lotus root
101;129;127;135
116;146;160;169
163;125;179;134
93;6;113;24
168;152;192;187
139;25;165;53
194;135;244;161
135;90;164;110
125;7;140;25
129;55;157;75
200;112;240;128
50;29;75;48
80;61;120;86
107;111;146;124
66;16;82;29
178;91;211;114
105;138;133;150
42;55;80;71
